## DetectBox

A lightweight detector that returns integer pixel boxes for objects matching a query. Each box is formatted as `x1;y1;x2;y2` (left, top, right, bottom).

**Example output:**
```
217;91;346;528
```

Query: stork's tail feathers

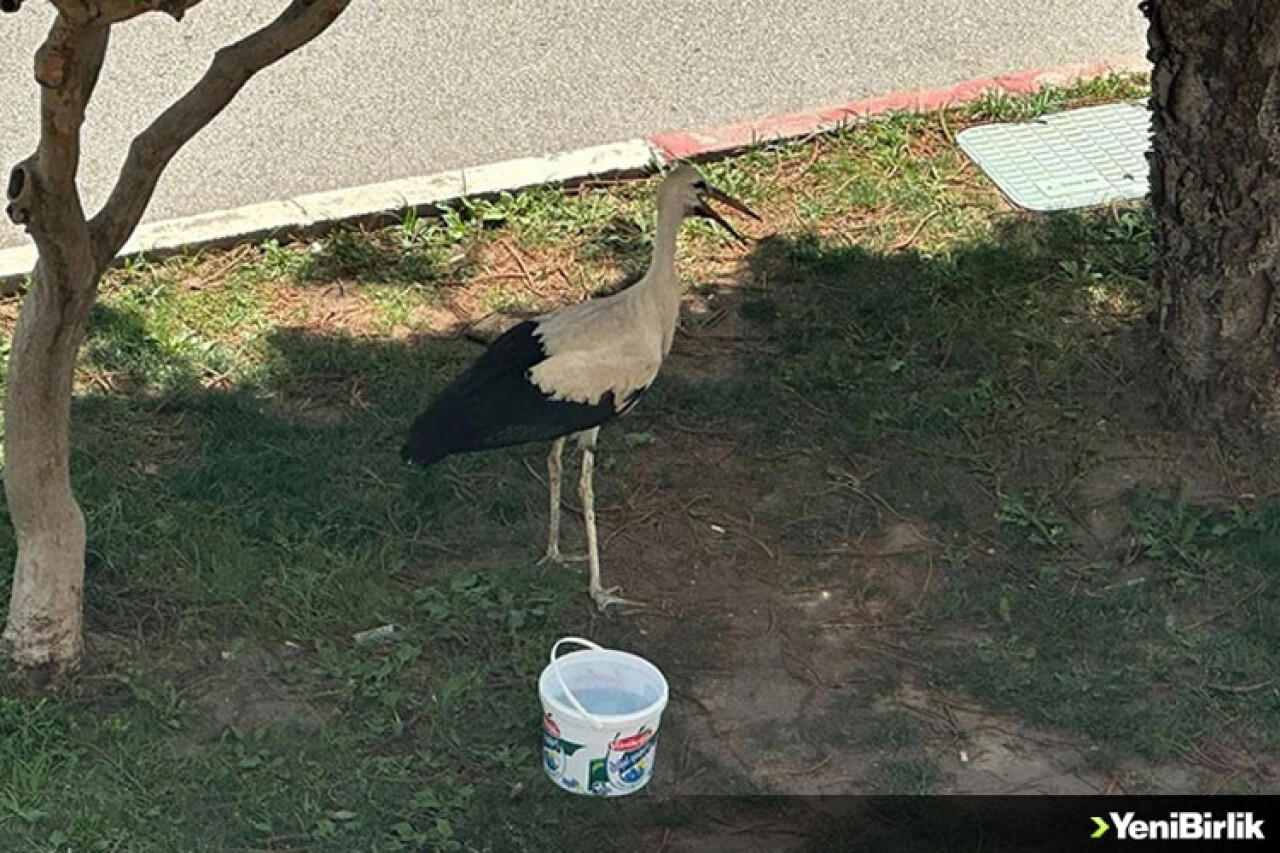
401;441;447;467
400;410;452;467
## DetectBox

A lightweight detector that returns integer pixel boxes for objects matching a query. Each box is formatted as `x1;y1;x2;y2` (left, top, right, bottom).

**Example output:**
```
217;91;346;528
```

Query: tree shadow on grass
288;228;460;287
634;211;1274;777
656;213;1280;772
650;209;1162;531
60;323;560;639
289;193;655;292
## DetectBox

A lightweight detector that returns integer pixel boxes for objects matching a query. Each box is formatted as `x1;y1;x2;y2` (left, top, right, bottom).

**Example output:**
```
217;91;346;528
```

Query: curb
0;54;1147;287
650;54;1148;161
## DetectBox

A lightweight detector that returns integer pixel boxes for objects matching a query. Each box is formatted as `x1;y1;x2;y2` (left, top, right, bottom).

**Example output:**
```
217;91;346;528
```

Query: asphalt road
0;0;1146;251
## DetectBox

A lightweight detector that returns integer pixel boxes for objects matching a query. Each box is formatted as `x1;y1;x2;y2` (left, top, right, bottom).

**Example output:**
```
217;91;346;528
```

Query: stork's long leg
541;438;565;562
539;438;587;565
579;428;641;611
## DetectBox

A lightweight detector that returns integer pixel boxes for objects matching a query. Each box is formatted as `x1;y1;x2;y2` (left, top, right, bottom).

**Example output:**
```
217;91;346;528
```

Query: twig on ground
502;240;541;299
893;209;941;251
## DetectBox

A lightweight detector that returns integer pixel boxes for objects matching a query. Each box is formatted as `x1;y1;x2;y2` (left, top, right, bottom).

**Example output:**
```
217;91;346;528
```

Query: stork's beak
696;186;762;243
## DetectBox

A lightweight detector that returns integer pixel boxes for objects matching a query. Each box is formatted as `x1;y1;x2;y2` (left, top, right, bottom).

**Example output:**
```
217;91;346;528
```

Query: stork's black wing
401;320;625;466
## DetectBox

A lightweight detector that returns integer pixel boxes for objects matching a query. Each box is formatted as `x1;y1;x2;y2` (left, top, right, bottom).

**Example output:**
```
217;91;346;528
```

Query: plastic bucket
539;637;669;796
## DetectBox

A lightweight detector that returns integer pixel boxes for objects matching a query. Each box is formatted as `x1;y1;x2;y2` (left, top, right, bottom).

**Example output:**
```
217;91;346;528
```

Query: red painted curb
649;55;1149;162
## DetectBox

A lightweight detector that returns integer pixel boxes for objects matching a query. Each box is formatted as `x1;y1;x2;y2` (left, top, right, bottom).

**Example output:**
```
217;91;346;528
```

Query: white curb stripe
0;138;659;286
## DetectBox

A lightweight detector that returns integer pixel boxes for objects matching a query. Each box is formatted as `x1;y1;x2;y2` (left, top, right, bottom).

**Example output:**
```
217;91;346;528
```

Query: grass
3;71;1277;847
930;493;1280;760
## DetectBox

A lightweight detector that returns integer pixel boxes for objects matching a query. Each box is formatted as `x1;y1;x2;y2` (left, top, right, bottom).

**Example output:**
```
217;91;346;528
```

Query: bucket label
542;714;564;778
542;713;585;791
605;726;657;793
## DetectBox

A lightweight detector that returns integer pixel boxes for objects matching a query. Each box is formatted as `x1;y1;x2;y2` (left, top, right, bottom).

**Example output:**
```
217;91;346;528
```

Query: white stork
401;165;760;610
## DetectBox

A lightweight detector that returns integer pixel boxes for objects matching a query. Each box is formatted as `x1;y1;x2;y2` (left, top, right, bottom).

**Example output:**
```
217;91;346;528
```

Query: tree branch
0;1;202;21
34;15;109;195
88;0;352;269
95;0;204;24
48;1;89;18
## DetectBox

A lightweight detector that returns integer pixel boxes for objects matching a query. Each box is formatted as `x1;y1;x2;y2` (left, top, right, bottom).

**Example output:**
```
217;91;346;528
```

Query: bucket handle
550;636;605;731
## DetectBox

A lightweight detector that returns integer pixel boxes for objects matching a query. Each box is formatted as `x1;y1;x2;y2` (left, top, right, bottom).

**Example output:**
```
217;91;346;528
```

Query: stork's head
658;164;761;241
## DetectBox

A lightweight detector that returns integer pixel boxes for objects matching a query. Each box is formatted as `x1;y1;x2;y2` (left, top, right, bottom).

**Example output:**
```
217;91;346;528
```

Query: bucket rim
538;647;669;726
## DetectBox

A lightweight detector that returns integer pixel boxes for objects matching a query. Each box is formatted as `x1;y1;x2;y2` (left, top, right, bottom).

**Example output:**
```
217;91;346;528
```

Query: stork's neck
630;196;687;356
643;197;686;302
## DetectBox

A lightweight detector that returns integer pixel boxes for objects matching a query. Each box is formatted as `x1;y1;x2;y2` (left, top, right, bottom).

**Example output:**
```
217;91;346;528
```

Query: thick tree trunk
1145;0;1280;443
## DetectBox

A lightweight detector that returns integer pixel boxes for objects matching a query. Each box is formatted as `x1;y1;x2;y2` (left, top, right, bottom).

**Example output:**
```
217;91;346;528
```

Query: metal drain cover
957;102;1151;212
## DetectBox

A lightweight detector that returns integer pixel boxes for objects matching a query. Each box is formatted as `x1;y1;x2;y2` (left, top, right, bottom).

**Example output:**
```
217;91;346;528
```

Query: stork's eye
693;179;707;191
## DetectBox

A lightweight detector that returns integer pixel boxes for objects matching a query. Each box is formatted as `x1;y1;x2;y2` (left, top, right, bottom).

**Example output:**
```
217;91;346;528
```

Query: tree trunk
2;257;97;671
2;13;108;676
2;0;354;675
1145;0;1280;443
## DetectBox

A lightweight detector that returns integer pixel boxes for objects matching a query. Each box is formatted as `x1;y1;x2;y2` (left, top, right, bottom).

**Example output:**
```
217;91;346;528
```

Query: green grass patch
926;493;1280;761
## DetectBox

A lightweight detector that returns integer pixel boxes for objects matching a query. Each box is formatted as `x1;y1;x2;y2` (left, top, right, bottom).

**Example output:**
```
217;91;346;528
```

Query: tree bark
1145;0;1280;443
3;0;353;675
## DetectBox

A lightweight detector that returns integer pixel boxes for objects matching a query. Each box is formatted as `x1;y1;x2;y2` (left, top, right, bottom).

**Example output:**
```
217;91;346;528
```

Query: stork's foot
539;548;589;566
590;583;644;612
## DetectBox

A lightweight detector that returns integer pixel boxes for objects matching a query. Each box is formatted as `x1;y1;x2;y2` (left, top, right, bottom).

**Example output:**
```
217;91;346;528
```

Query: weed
995;489;1071;549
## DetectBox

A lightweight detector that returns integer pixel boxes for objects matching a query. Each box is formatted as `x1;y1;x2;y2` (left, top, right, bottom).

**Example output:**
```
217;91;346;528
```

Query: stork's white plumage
402;165;760;610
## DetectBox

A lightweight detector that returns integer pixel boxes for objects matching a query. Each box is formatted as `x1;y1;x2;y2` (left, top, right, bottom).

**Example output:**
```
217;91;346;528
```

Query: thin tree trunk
1145;0;1280;443
2;13;107;674
3;0;353;675
2;259;97;670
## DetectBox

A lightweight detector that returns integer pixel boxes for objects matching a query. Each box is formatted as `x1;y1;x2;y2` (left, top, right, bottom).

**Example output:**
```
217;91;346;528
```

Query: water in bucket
539;637;669;796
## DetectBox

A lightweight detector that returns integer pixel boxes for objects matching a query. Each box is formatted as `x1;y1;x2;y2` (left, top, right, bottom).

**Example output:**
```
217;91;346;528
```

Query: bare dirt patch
611;479;1221;795
578;417;1139;795
184;639;336;740
268;282;377;334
